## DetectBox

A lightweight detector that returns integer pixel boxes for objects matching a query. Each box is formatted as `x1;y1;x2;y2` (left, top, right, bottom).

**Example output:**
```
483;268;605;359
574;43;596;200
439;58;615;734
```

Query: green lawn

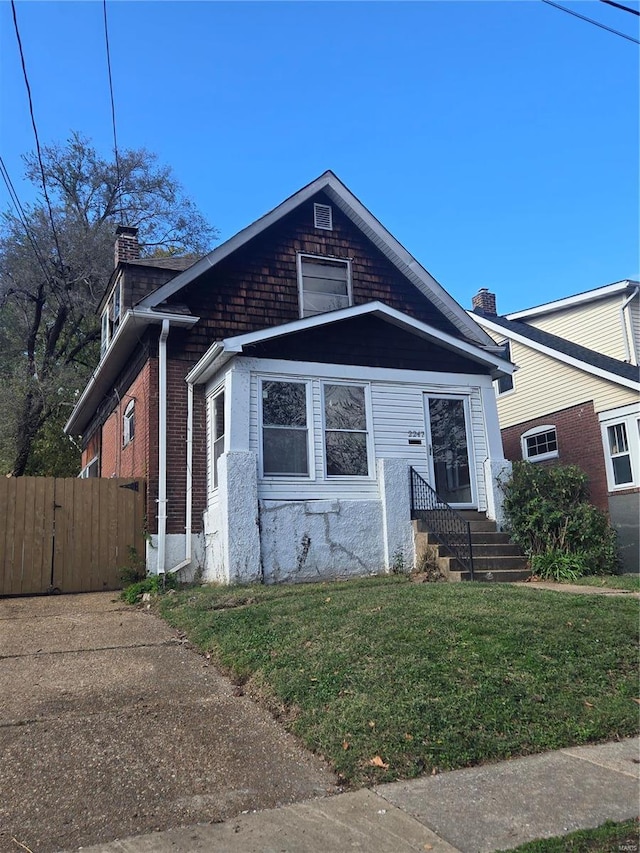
574;575;640;592
499;818;639;852
159;576;639;787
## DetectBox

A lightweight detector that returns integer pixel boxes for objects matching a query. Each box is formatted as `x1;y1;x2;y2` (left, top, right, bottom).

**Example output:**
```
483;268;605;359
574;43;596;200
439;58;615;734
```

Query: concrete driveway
0;592;337;853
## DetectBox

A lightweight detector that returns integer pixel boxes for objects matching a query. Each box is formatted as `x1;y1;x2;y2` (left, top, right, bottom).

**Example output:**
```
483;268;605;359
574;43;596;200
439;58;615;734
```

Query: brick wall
501;400;609;512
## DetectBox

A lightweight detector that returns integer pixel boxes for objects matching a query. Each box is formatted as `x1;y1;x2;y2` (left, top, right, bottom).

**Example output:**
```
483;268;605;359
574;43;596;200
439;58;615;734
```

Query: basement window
521;425;558;462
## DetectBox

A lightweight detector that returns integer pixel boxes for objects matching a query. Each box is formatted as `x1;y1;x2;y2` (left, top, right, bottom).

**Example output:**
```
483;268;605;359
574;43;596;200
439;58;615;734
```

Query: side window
101;310;110;359
298;255;351;318
606;422;633;486
212;391;225;489
123;400;135;446
521;425;558;462
323;384;369;476
261;380;309;476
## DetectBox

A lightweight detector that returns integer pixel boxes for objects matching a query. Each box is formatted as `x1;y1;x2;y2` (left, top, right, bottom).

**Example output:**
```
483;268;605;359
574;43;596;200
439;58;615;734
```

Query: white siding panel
527;297;627;361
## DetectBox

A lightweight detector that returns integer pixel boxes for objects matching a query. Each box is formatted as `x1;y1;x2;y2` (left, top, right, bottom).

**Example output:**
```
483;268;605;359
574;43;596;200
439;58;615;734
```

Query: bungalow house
65;172;514;584
470;282;640;572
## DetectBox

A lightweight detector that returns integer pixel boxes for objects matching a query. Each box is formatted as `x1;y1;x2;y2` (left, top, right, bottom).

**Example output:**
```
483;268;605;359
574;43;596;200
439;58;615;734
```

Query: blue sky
1;1;638;314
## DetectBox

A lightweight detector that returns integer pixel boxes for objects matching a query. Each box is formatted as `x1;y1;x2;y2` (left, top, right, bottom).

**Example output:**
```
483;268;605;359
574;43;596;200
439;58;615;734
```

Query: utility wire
0;155;57;290
103;0;124;225
10;0;66;273
541;0;640;43
599;0;640;17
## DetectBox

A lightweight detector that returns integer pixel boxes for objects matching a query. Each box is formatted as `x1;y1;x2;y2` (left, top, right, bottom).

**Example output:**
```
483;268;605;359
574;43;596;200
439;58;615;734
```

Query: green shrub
501;462;619;576
121;573;178;604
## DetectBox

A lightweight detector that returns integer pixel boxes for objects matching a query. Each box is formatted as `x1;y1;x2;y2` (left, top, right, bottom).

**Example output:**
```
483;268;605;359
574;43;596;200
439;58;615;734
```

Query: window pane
326;432;368;476
213;393;225;440
302;292;350;317
608;423;628;456
324;385;366;430
302;261;348;290
612;455;632;485
263;428;308;475
525;429;557;458
262;381;306;427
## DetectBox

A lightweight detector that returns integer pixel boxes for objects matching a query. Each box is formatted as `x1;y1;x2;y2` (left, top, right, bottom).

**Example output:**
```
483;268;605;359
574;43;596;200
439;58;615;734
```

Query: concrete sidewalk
74;737;640;853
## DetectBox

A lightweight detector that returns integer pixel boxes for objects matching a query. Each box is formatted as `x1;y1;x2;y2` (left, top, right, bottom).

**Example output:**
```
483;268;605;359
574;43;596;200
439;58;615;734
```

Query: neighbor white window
211;390;225;489
261;379;310;476
600;410;640;491
297;254;351;318
323;383;370;476
521;425;558;462
123;400;135;446
79;456;99;478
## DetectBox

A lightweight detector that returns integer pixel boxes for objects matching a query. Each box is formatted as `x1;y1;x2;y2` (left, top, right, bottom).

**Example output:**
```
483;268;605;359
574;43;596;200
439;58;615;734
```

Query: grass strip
573;575;640;592
498;818;639;851
160;576;639;787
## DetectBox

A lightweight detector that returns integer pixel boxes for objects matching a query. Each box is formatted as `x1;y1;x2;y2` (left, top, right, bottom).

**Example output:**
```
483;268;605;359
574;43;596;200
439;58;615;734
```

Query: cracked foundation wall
258;498;386;583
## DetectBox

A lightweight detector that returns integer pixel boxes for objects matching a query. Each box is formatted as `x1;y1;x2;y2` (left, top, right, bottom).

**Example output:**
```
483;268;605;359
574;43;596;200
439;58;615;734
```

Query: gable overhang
506;280;639;321
138;170;495;349
472;312;640;393
64;308;199;436
186;301;513;387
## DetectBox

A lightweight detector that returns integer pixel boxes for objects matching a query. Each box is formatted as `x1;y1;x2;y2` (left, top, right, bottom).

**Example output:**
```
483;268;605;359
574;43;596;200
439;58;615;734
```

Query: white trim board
505;280;638;321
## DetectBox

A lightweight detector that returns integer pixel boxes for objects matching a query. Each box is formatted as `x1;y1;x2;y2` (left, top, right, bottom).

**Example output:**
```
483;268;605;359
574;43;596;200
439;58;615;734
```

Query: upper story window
211;390;225;489
521;425;558;462
261;379;310;476
123;400;135;446
323;383;370;477
100;281;123;359
496;341;514;395
297;254;352;318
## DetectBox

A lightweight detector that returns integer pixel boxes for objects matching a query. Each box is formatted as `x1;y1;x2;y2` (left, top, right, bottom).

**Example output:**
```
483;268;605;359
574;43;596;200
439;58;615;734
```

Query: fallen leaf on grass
325;597;331;603
584;701;594;708
368;720;376;729
342;741;350;750
424;846;433;851
368;755;389;769
404;733;414;741
632;698;640;705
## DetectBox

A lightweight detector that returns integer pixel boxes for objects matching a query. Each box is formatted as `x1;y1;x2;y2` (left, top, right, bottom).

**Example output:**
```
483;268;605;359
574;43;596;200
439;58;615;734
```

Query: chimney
114;225;140;267
472;288;497;316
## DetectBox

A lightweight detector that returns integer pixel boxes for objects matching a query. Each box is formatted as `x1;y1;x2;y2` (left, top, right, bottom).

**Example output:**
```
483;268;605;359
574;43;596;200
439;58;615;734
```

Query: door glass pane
428;397;472;504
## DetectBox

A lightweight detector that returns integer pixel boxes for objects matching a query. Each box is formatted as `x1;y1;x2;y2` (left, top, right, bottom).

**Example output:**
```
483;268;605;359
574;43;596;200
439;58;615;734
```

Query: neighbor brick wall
501;400;609;512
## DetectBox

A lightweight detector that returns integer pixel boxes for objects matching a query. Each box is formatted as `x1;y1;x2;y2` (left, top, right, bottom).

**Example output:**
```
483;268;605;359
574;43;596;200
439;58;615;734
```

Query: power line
541;0;640;43
10;0;66;272
102;0;124;224
599;0;640;17
0;154;54;288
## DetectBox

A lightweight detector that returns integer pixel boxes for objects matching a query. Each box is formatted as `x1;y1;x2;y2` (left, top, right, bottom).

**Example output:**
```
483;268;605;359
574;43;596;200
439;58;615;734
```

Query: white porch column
218;451;262;584
480;384;511;529
378;458;415;572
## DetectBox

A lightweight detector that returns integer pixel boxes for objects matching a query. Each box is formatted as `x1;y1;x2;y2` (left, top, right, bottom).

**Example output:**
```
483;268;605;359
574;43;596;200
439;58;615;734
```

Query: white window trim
123;399;135;447
100;281;123;360
521;424;559;463
296;253;353;319
321;380;374;479
79;455;99;478
258;376;314;480
599;412;640;491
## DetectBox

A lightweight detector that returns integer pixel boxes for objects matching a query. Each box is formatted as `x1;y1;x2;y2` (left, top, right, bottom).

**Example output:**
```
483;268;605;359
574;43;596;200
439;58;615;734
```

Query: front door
424;395;476;507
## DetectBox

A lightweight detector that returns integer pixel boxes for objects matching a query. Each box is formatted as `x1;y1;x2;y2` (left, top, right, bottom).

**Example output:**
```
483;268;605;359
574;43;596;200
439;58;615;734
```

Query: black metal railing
409;467;475;579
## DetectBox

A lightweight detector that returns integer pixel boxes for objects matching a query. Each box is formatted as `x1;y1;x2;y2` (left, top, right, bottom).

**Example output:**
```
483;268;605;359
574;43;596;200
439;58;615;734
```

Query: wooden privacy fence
0;477;146;596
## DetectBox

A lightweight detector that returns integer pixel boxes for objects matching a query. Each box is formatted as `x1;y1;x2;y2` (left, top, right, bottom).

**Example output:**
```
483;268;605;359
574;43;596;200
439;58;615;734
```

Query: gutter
620;286;639;365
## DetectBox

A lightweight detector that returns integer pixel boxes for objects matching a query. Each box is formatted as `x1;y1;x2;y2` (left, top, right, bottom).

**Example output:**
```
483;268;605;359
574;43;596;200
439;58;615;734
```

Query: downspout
157;319;170;575
166;379;193;575
620;287;639;365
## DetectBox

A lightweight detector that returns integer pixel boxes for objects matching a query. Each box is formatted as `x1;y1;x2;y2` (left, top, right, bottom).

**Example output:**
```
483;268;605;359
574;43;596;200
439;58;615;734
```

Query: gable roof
138;170;495;350
471;312;640;391
506;279;639;321
187;301;514;387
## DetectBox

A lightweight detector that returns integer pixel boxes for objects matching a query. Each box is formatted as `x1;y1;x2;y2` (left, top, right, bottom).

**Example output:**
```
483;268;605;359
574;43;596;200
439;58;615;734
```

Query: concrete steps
413;512;530;583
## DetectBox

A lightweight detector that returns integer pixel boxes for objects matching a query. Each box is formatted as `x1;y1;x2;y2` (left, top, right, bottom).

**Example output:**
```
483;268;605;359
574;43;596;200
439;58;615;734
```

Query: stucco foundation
259;499;386;583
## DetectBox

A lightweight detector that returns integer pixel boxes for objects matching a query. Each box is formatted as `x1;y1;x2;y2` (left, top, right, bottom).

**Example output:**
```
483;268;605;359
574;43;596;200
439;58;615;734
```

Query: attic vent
314;203;333;230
